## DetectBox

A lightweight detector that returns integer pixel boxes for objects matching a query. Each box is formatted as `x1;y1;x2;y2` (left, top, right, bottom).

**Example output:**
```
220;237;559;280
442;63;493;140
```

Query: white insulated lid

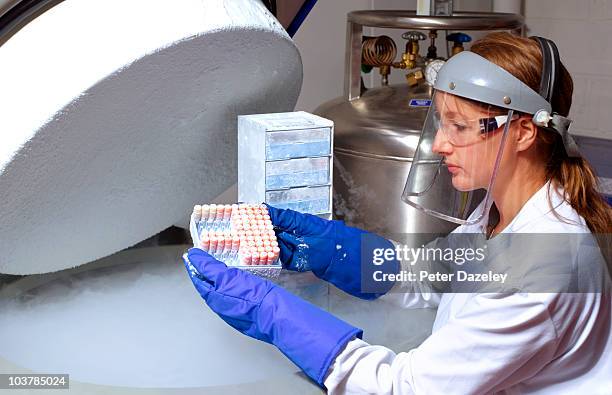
0;0;302;274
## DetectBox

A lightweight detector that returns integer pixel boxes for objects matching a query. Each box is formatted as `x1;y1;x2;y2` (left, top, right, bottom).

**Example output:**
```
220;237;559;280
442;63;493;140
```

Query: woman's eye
453;123;468;132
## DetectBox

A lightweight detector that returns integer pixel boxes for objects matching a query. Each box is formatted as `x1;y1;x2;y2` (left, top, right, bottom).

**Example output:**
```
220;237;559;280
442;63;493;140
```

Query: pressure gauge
425;59;445;86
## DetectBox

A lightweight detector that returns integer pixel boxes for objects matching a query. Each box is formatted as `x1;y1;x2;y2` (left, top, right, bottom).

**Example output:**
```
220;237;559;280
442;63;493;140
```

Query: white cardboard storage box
238;111;334;219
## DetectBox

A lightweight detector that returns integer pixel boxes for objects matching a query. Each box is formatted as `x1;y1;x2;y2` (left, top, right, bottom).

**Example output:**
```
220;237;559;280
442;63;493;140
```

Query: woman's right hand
266;205;399;299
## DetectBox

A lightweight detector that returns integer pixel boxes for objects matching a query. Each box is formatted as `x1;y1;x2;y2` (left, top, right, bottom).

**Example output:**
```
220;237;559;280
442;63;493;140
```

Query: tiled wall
524;0;612;140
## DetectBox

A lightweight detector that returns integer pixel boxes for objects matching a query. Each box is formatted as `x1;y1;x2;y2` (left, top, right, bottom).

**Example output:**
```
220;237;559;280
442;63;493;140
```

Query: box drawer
265;128;331;160
265;157;331;189
265;185;330;214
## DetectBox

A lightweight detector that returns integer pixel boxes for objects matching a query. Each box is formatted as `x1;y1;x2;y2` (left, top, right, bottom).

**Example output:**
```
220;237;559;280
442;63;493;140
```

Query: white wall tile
293;0;371;111
589;0;609;19
568;74;597;134
588;77;612;136
525;0;588;19
456;0;492;11
526;0;612;138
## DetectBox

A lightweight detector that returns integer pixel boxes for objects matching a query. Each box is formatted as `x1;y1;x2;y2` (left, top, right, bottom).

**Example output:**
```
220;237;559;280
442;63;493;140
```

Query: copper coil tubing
361;35;397;67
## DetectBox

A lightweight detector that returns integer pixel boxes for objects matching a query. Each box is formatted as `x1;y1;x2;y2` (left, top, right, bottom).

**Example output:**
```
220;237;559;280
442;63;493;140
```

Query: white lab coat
324;182;612;394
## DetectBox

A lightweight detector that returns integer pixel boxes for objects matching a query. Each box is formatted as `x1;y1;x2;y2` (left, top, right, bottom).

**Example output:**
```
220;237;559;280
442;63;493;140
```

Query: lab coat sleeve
324;293;559;395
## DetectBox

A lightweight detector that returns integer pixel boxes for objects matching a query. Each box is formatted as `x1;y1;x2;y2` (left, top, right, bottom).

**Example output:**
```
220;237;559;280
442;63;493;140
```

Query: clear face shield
402;90;517;228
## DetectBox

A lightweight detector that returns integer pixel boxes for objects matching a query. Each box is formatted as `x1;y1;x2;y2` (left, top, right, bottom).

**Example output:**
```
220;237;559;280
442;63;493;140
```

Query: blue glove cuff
317;228;400;300
261;286;363;386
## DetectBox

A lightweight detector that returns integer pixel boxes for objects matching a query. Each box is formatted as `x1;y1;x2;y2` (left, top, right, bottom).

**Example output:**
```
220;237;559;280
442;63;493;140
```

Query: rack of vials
189;203;282;279
237;111;333;219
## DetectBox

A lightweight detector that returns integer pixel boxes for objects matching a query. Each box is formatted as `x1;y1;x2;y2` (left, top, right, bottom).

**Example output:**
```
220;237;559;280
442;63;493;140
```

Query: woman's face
431;92;509;192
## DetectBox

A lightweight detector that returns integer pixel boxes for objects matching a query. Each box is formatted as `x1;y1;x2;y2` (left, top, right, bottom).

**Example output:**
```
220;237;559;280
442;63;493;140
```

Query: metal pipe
347;10;524;31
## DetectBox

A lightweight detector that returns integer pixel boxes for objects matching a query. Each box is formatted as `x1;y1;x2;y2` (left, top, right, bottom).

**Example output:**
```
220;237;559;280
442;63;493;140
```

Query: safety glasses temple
479;114;519;134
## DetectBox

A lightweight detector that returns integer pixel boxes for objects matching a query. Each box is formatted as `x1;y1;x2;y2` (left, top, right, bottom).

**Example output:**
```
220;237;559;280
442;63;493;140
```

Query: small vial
209;204;217;219
215;206;224;222
222;239;232;260
209;236;218;255
271;240;278;248
193;205;202;222
222;237;230;257
231;237;240;263
267;251;275;265
202;204;210;222
242;252;252;266
200;235;210;251
259;251;268;265
251;253;260;265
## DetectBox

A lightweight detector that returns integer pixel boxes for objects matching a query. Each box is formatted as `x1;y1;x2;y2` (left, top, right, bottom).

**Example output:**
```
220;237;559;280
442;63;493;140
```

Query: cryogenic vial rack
189;203;282;279
238;111;333;219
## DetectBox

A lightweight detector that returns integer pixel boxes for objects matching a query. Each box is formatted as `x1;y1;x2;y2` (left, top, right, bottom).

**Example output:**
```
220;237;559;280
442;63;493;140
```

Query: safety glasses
433;112;519;146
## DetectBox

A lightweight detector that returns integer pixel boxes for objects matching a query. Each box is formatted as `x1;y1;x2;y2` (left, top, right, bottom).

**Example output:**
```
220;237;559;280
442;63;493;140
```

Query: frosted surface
266;157;330;189
0;246;436;390
0;248;298;388
266;185;330;213
0;0;302;275
266;128;332;161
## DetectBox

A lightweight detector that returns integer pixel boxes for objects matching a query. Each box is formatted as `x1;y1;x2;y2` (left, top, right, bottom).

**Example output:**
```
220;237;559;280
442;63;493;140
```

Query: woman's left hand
182;248;363;386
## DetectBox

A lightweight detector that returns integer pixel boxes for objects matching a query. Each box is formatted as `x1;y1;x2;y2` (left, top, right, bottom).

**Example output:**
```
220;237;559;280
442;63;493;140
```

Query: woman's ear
515;116;538;152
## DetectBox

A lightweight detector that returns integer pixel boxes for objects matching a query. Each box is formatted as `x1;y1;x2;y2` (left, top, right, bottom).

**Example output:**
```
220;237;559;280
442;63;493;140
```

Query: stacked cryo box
238;111;333;220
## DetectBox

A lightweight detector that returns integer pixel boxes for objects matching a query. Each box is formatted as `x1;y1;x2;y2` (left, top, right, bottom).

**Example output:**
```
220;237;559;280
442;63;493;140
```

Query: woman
183;33;612;394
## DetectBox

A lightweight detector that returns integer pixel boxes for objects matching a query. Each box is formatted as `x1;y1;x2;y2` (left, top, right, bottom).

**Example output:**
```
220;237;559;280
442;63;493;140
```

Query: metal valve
447;32;472;56
398;31;427;70
402;31;427;41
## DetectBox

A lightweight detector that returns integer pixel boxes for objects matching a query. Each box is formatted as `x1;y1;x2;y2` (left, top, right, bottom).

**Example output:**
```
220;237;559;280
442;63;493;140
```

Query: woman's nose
432;128;453;155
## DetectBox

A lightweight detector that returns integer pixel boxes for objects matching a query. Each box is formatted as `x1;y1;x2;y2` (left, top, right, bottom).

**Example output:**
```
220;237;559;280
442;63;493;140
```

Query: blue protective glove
266;205;400;299
182;248;362;386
